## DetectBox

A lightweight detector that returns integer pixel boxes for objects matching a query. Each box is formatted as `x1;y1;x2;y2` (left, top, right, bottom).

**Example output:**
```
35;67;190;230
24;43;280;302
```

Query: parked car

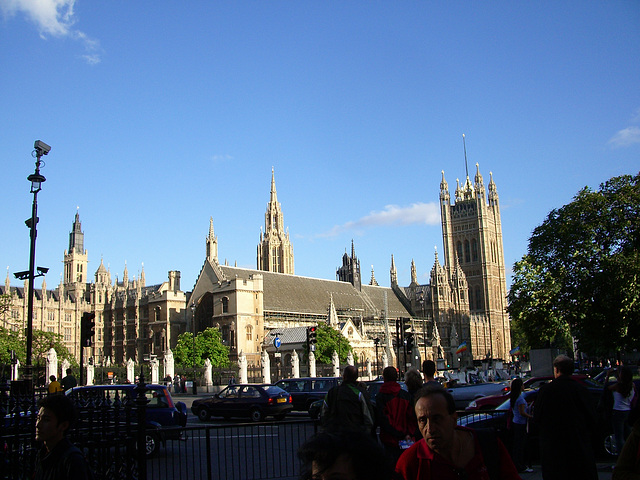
191;384;293;422
465;374;599;411
459;385;615;458
66;383;187;457
274;377;340;414
446;381;511;410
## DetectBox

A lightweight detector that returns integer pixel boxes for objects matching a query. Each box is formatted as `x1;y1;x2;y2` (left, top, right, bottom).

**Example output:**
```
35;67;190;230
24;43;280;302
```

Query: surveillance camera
37;267;49;274
34;140;51;155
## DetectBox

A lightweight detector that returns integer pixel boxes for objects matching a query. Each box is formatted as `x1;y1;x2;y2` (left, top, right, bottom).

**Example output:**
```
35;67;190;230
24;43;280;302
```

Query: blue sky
1;1;639;294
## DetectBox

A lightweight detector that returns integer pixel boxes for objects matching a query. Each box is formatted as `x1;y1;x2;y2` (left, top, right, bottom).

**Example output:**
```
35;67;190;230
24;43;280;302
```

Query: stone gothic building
189;165;512;369
1;212;187;365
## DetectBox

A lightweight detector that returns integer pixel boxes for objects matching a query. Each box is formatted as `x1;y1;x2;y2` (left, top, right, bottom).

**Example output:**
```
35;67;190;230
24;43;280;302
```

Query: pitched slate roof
219;266;411;319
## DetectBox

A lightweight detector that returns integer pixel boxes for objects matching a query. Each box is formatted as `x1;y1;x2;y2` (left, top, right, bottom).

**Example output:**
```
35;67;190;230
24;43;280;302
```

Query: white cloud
319;202;440;237
2;0;101;64
608;126;640;148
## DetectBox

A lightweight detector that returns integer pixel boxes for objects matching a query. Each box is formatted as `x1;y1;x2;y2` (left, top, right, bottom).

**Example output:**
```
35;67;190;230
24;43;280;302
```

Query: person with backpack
395;386;520;480
320;365;374;435
376;366;417;464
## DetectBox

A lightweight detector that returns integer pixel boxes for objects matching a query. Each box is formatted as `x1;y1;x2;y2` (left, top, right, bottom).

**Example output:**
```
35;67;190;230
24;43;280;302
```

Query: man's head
382;366;398;382
553;355;574;378
422;360;436;379
298;431;393;480
49;375;56;382
414;386;457;455
66;368;73;375
36;394;77;449
342;365;359;383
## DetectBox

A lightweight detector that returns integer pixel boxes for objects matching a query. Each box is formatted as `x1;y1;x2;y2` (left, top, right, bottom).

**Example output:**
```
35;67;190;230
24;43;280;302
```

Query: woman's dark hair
617;366;634;398
298;431;393;480
509;377;523;409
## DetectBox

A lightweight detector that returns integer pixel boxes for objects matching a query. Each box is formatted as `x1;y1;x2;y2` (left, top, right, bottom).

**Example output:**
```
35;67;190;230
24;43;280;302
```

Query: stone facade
1;213;187;366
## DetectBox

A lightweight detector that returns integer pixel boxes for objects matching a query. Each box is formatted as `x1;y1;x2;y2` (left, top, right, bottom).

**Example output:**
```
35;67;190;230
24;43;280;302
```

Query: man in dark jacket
321;365;374;435
34;394;93;480
376;366;417;463
534;354;598;480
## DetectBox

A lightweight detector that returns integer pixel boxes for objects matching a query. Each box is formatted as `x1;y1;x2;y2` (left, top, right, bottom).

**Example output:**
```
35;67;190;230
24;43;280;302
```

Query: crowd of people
303;355;640;480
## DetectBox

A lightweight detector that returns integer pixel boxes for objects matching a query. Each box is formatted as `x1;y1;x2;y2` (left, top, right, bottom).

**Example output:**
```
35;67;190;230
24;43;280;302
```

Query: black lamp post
190;303;197;394
14;140;50;389
374;337;380;378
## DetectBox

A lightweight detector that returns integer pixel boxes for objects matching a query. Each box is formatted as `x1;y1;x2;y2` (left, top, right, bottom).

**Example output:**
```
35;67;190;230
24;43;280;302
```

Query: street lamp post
190;303;197;394
14;140;50;389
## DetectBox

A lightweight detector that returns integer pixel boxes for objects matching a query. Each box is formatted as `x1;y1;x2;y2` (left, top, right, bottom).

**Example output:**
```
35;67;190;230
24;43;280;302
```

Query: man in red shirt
395;386;521;480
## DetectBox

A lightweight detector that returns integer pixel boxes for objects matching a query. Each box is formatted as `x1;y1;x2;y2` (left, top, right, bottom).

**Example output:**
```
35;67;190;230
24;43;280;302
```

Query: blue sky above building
1;1;638;292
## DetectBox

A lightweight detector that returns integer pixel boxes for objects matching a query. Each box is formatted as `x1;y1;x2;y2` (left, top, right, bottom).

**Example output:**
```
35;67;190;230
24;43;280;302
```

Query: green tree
507;173;640;356
0;327;75;366
313;324;353;364
174;327;230;368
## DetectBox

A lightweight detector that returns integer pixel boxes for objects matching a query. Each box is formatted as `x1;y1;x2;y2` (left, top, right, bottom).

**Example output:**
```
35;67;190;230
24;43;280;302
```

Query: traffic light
307;326;317;345
406;333;414;353
81;312;96;347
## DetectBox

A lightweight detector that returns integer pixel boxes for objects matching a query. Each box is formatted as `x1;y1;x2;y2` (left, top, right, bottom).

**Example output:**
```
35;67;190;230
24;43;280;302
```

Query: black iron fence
1;383;317;480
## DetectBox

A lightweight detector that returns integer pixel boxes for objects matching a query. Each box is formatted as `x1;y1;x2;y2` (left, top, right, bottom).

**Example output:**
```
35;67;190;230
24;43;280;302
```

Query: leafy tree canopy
174;327;230;368
0;327;75;366
312;324;353;365
507;173;640;357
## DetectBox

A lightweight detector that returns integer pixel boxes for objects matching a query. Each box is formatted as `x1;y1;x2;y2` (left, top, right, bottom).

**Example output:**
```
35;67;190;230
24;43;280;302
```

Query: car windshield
264;385;287;395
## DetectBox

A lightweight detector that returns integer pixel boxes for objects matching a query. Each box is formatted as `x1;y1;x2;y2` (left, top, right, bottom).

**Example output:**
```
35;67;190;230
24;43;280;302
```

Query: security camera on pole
13;140;50;391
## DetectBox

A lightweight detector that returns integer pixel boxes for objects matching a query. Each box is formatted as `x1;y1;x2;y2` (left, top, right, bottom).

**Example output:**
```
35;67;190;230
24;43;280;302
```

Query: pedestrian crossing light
406;333;414;354
81;312;96;347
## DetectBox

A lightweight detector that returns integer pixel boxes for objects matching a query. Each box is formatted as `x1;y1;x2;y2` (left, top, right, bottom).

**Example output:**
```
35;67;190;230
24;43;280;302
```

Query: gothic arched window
246;325;253;341
456;241;463;263
471;238;478;262
222;297;229;313
464;240;471;263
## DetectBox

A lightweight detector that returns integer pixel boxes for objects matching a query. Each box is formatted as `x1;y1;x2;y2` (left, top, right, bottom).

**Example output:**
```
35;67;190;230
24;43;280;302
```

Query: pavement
519;463;615;480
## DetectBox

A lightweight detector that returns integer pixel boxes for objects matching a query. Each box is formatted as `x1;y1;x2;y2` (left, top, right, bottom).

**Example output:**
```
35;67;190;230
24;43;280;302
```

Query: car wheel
604;433;617;456
145;433;160;457
198;408;210;422
250;408;263;422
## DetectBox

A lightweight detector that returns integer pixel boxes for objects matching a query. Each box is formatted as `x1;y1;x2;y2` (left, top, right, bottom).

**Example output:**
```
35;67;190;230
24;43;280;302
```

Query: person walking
376;366;417;464
606;366;637;455
60;369;77;392
422;360;440;388
48;376;63;395
321;365;374;435
509;378;533;473
534;354;598;480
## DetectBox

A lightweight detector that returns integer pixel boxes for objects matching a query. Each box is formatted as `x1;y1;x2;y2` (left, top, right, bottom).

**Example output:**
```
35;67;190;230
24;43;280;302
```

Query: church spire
390;254;397;286
369;265;379;286
206;217;218;263
410;259;418;285
257;168;294;274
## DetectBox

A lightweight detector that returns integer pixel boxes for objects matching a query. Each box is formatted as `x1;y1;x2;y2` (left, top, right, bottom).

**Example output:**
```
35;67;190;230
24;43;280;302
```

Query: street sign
274;337;281;349
274;352;281;358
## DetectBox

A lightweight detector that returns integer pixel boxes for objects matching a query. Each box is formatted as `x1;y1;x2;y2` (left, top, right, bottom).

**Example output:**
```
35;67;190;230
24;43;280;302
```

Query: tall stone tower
336;240;361;291
440;164;511;360
63;211;88;301
257;168;294;274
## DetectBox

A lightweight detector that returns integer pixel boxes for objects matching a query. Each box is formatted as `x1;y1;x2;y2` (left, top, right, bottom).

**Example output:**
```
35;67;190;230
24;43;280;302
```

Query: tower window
246;325;253;341
464;240;471;263
222;297;229;313
471;238;478;262
456;242;463;263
